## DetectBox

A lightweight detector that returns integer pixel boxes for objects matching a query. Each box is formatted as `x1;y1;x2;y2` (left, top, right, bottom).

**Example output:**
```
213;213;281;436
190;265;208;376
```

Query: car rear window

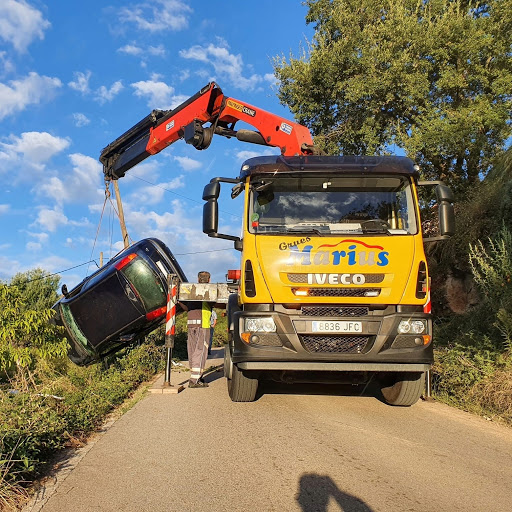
122;258;166;312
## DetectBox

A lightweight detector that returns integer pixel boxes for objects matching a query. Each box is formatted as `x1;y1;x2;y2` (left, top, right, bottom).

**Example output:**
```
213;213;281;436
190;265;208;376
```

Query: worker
208;309;218;355
186;271;213;388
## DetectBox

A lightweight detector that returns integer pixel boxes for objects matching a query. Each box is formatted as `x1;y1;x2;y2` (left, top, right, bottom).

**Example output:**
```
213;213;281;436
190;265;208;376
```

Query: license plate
311;321;363;333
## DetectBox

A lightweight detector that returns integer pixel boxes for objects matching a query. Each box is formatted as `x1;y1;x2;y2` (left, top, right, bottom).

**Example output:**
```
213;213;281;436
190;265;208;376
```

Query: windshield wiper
285;226;327;236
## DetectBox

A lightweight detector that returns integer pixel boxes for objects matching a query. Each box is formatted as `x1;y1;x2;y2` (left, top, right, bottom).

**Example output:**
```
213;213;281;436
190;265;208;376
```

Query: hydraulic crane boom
100;82;316;180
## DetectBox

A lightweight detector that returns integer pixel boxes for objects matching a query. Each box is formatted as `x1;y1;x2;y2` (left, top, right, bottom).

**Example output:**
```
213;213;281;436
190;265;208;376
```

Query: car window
60;303;94;354
122;258;166;311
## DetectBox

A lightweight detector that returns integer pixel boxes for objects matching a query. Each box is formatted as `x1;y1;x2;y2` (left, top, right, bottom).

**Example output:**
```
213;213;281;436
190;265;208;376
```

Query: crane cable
86;184;110;277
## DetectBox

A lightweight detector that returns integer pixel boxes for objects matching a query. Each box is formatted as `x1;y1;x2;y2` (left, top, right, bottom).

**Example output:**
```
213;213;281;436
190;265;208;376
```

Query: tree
8;268;60;312
274;0;512;193
0;271;66;383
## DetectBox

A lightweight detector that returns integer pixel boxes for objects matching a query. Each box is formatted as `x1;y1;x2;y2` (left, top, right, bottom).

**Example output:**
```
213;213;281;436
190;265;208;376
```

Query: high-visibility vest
201;301;212;328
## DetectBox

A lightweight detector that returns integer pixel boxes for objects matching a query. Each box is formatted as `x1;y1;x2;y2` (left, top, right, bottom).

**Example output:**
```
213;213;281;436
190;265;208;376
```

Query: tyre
380;372;425;407
226;350;258;402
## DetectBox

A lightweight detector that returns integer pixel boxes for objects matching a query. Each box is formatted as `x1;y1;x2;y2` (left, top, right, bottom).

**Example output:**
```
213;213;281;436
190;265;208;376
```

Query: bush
469;225;512;351
0;342;166;507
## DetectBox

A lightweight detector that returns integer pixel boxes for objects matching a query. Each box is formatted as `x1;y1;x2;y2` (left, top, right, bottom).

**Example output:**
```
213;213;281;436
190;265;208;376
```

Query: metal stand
154;274;184;394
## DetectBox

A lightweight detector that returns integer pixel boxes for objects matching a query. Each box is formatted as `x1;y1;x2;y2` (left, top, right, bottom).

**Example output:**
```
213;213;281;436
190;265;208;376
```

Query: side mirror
203;200;218;235
437;184;455;237
202;182;220;201
436;184;454;204
417;180;455;241
202;180;243;251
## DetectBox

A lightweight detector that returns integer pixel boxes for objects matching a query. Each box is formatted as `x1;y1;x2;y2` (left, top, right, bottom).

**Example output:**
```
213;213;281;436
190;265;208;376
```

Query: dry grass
468;366;512;424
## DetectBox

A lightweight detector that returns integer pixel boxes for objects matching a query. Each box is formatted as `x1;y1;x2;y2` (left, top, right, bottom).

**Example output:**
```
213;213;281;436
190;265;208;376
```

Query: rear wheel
380;372;425;407
226;348;258;402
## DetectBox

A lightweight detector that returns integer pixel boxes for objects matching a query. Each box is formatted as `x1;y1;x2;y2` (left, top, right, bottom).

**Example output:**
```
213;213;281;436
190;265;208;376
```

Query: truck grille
293;288;380;298
301;306;369;317
300;335;370;354
287;273;384;284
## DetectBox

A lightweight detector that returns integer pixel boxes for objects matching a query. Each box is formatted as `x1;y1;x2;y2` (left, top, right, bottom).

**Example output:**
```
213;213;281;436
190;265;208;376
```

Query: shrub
0;284;68;384
0;342;166;507
469;225;512;351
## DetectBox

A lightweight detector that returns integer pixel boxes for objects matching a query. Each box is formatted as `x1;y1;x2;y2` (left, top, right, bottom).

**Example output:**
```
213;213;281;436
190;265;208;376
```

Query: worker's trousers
187;326;209;383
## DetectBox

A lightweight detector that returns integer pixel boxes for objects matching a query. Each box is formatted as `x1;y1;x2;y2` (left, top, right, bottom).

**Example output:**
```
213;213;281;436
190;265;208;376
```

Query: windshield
249;175;417;235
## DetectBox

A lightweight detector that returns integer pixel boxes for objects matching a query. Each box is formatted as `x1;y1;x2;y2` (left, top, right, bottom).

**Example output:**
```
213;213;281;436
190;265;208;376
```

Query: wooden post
113;180;129;249
99;252;103;268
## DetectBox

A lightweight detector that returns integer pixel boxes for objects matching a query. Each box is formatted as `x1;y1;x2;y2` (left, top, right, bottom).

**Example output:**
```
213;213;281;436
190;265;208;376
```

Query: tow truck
100;82;455;406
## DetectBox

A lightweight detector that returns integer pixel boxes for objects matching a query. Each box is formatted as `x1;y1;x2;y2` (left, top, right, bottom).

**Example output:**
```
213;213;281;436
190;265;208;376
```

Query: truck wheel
227;358;258;402
380;372;425;407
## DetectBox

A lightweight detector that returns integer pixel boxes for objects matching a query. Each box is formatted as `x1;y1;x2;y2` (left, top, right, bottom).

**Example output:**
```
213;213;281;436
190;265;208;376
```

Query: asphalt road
27;348;512;512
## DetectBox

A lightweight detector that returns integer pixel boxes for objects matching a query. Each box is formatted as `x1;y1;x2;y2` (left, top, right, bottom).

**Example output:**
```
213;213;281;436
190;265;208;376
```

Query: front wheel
226;349;258;402
380;372;425;407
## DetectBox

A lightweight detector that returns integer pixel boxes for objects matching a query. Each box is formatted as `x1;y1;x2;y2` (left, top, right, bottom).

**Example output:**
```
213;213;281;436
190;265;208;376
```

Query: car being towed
52;238;187;366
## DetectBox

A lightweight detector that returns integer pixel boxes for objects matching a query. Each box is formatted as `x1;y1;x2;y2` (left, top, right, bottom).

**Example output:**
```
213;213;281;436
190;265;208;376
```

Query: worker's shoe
188;380;209;388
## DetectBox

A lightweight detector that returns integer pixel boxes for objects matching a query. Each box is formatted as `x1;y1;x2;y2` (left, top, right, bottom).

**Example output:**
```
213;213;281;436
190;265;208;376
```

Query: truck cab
203;155;454;405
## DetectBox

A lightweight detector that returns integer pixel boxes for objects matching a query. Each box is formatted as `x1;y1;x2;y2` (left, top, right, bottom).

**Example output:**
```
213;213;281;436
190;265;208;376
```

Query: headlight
411;320;426;334
398;319;427;334
245;317;276;333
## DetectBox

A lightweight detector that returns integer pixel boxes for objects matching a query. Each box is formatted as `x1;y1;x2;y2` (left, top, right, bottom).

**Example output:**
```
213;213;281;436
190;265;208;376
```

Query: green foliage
0;343;165;499
274;0;512;192
7;269;60;312
0;284;68;376
469;225;512;351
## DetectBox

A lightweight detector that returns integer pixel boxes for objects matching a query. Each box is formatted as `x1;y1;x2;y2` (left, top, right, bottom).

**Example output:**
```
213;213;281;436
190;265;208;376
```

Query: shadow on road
297;473;375;512
258;379;382;402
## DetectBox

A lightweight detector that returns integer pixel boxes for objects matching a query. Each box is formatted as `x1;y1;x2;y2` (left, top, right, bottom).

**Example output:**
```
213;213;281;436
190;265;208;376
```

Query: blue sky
0;0;314;288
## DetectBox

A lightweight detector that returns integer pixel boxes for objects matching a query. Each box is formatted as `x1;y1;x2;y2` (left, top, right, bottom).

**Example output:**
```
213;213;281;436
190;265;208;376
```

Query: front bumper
231;304;433;370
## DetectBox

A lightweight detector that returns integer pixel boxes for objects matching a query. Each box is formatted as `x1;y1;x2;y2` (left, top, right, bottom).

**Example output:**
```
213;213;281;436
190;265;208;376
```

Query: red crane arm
100;82;315;180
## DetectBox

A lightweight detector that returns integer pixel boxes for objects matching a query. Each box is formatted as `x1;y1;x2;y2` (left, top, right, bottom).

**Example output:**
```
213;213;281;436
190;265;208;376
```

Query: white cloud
0;132;70;170
119;0;192;32
0;51;14;75
0;0;51;52
131;79;175;108
148;45;165;57
38;153;104;205
173;155;201;171
0;204;9;214
68;70;91;94
72;113;90;127
27;231;49;244
0;72;62;120
34;207;69;232
32;206;91;233
118;44;143;56
179;43;263;90
127;175;184;206
95;80;123;104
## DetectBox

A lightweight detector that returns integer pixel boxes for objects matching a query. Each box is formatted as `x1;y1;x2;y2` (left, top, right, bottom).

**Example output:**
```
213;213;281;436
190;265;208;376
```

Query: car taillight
146;306;167;321
115;253;137;270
